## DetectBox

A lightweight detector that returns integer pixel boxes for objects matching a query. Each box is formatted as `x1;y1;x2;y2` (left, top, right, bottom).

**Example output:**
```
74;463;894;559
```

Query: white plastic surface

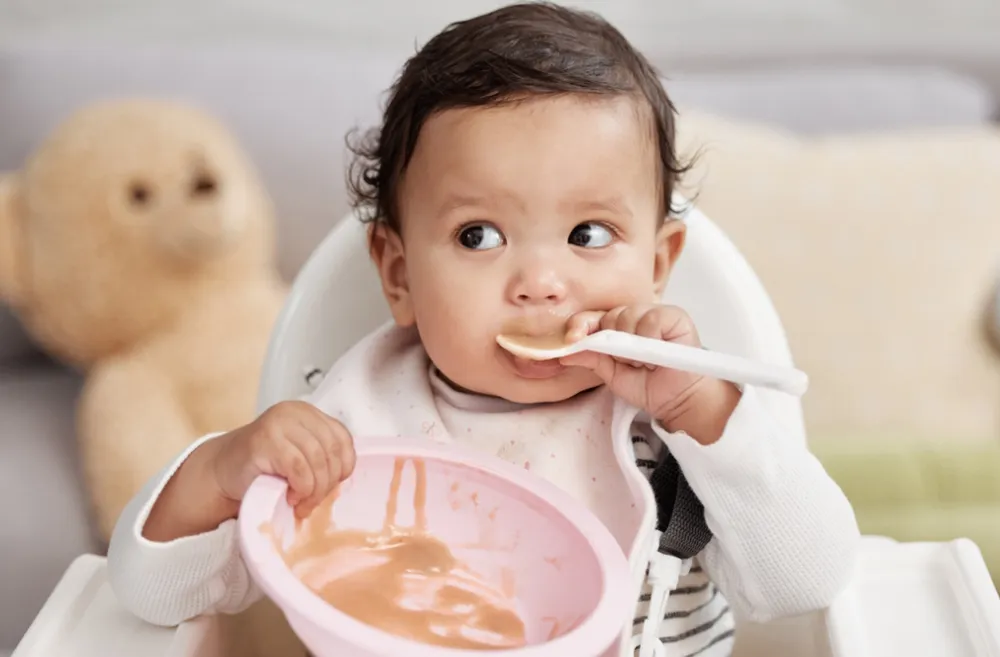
11;555;220;657
256;199;807;445
13;539;1000;657
824;538;1000;657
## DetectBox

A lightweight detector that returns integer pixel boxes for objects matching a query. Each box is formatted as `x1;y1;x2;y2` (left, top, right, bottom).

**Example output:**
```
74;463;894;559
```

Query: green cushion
811;442;1000;584
813;443;1000;507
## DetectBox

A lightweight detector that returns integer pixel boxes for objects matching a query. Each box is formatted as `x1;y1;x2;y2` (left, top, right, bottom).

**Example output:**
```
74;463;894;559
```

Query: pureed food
275;457;528;650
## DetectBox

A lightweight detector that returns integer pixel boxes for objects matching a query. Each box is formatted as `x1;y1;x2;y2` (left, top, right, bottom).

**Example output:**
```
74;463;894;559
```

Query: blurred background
2;1;1000;655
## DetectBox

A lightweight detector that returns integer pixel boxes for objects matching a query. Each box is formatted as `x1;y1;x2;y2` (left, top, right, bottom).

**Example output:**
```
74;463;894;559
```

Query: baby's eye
568;222;614;248
457;223;505;250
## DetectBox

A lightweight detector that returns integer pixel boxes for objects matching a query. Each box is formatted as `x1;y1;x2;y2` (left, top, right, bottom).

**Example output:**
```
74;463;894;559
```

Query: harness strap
649;450;712;558
635;450;714;657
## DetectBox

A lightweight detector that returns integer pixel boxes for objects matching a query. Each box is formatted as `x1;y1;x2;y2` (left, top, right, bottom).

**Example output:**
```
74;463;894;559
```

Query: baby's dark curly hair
347;2;690;234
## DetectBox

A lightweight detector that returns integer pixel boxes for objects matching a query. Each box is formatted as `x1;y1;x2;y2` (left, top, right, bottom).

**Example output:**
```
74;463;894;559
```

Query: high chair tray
11;538;1000;657
823;537;1000;657
11;555;220;657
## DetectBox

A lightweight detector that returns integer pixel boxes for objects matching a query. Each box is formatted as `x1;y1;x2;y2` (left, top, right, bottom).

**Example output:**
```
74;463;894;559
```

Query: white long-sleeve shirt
107;323;859;657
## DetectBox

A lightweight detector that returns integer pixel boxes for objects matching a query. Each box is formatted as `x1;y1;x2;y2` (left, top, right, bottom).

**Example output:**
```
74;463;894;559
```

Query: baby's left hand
561;304;741;444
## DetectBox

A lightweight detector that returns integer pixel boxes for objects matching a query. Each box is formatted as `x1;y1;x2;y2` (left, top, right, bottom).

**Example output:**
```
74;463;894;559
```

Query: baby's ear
368;222;415;327
653;217;686;296
0;173;26;304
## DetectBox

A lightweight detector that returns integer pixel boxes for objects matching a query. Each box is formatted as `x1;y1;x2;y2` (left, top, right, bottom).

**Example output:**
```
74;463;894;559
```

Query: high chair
13;203;1000;657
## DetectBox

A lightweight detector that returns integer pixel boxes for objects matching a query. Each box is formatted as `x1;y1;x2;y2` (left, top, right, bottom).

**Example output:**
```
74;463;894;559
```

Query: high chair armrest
823;536;1000;657
11;555;222;657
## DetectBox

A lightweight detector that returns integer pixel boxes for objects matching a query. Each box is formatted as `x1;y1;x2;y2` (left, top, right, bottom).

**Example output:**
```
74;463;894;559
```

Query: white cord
635;533;691;657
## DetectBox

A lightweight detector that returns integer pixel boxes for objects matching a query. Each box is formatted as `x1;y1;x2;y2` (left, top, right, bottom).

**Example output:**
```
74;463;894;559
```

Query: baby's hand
210;401;356;518
561;304;741;444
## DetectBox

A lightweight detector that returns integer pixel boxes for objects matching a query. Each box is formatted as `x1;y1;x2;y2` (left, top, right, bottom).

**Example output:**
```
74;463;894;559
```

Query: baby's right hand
209;401;356;518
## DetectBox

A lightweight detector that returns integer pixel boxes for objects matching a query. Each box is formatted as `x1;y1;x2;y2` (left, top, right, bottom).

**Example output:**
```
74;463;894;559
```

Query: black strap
647;451;713;559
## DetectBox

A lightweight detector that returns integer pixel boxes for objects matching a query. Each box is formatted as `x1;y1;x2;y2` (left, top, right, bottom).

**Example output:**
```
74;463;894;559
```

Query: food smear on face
274;457;527;650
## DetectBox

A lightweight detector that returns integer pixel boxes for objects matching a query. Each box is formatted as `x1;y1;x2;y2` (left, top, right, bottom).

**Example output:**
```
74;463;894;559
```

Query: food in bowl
275;457;527;649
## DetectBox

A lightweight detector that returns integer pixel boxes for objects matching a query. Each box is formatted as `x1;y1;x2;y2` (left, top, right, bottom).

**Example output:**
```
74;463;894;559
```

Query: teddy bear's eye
128;182;152;207
191;173;217;196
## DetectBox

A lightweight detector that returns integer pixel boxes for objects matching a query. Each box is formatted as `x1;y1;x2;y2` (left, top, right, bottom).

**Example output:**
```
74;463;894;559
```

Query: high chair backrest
257;201;807;444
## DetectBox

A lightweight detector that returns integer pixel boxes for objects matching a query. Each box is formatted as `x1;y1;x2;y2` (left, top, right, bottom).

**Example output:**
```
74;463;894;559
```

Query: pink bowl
238;436;633;657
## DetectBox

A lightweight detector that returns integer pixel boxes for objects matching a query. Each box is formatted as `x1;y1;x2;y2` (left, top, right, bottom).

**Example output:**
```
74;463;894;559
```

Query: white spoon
496;330;809;397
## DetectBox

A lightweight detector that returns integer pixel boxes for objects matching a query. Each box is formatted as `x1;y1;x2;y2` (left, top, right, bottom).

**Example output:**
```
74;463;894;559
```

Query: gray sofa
1;38;997;656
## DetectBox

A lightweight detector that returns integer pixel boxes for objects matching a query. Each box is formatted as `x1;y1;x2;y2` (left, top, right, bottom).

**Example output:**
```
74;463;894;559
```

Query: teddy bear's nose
191;173;218;197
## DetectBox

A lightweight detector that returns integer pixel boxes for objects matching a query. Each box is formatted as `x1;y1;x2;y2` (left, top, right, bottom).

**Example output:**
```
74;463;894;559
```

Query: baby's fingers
560;351;619;382
565;310;606;342
289;429;333;517
559;350;599;370
334;422;357;480
278;441;316;513
297;416;357;517
304;414;357;486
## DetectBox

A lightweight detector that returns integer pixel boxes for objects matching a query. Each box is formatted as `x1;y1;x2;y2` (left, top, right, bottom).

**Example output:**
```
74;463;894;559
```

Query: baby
106;4;860;656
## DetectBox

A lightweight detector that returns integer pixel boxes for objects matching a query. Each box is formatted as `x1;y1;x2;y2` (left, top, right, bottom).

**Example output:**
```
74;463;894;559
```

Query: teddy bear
0;98;288;542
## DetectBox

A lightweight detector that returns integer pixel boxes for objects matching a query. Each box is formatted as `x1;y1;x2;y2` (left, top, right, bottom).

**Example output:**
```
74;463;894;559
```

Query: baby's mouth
499;312;572;340
506;352;565;380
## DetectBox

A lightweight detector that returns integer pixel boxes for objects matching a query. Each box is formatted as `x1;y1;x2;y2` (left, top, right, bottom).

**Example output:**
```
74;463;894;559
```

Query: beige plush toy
0;98;287;541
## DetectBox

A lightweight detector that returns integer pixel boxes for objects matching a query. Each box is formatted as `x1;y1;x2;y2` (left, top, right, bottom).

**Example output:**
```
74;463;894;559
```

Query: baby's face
373;95;683;404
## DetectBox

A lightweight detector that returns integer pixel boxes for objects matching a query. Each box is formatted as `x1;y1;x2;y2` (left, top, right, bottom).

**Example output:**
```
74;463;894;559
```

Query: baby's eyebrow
562;195;632;218
436;191;525;216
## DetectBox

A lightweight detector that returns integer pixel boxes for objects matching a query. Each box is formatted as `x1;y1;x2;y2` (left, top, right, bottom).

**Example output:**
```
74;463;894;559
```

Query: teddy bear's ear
0;172;25;304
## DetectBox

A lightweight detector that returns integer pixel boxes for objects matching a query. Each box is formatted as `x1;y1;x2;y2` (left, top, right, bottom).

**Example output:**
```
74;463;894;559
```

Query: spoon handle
581;330;809;397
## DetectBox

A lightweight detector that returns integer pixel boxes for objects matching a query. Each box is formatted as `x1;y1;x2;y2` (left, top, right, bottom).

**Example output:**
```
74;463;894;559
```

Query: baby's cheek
428;332;491;380
409;263;508;385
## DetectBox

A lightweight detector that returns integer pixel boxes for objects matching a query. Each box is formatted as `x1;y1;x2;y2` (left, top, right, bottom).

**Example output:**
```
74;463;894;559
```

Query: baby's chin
450;369;603;406
498;381;599;405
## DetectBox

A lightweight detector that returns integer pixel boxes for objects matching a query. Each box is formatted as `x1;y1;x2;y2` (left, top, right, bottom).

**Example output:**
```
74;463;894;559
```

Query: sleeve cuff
106;432;251;624
131;432;228;548
650;385;783;477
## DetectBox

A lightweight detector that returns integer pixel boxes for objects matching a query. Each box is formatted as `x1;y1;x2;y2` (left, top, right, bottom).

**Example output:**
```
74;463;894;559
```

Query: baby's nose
512;267;568;305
